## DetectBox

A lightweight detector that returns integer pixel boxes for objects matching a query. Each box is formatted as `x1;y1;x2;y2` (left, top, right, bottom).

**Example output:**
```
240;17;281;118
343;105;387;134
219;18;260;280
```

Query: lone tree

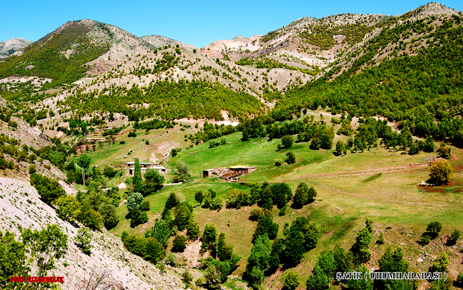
281;135;294;149
429;159;453;185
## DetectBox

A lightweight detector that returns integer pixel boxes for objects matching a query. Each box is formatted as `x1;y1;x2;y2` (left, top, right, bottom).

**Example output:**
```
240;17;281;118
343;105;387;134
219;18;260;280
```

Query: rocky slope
141;35;197;50
0;37;31;59
0;177;187;290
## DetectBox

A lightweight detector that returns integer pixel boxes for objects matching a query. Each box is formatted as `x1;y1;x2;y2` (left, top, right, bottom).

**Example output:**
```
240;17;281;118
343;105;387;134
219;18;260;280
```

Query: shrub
449;229;461;245
249;208;262;221
376;233;385;244
275;161;281;167
187;220;200;240
119;141;126;144
420;234;431;245
172;235;187;252
426;221;442;239
140;200;150;211
128;132;136;138
285;151;296;164
457;272;463;287
28;165;36;174
182;269;193;287
284;271;300;290
281;135;294;149
139;212;148;224
166;253;176;266
75;228;92;255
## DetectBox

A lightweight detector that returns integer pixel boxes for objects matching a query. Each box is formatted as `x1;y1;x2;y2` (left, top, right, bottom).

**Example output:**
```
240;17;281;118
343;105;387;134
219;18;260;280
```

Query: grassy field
100;129;463;288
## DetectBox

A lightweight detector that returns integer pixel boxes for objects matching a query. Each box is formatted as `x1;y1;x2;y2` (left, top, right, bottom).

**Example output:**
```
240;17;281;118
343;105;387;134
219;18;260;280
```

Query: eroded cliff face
0;177;186;290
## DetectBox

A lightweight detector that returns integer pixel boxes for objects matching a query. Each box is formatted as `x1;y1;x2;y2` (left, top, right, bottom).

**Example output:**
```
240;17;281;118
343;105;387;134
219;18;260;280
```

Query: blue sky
2;0;462;47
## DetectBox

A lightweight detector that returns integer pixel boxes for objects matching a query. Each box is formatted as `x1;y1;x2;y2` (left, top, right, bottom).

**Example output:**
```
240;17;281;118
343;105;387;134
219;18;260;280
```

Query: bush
249;208;262;221
166;253;176;266
285;151;296;164
75;228;92;255
420;234;431;245
426;221;442;239
187;220;200;240
457;272;463;287
274;161;281;167
172;235;187;252
140;200;150;211
182;269;193;287
376;233;384;244
28;164;36;174
449;229;461;245
284;271;300;290
128;132;137;138
139;212;148;224
119;141;126;144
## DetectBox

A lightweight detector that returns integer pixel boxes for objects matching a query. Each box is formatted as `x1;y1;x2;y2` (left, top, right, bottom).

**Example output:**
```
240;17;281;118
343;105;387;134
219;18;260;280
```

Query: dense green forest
236;57;320;76
299;23;374;50
0;21;110;88
276;15;463;145
62;80;264;120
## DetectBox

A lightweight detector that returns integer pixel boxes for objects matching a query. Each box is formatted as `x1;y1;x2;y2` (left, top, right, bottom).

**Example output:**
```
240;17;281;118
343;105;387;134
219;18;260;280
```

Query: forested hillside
276;13;463;146
0;20;111;88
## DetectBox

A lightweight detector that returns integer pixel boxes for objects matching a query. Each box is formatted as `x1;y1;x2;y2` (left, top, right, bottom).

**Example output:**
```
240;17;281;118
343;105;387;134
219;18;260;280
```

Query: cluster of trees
277;16;463;148
132;158;165;196
235;57;320;76
133;119;173;130
299;23;375;50
0;135;72;172
130;52;179;76
420;220;461;248
307;236;455;290
31;158;121;231
195;189;223;210
66;154;120;189
198;228;241;287
209;137;226;148
126;192;150;227
0;224;68;288
292;182;317;208
241;115;335;150
133;192;242;287
121;232;166;264
63;80;263;121
187;121;237;145
333;117;438;155
225;182;317;212
305;220;373;289
244;216;320;288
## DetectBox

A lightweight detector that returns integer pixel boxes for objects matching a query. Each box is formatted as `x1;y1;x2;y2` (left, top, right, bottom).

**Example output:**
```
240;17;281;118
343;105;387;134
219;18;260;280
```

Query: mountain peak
406;2;461;18
0;37;32;59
